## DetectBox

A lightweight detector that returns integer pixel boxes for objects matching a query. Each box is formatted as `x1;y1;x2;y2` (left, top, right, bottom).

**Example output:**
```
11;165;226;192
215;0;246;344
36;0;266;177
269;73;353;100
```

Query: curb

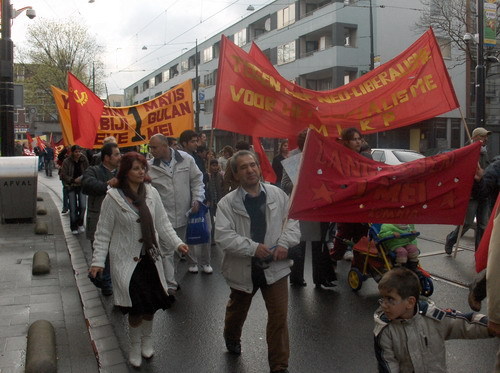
25;320;57;373
40;180;128;372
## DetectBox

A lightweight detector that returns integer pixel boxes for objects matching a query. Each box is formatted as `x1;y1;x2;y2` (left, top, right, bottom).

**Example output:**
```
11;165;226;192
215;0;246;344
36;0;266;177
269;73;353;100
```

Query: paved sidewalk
0;173;128;373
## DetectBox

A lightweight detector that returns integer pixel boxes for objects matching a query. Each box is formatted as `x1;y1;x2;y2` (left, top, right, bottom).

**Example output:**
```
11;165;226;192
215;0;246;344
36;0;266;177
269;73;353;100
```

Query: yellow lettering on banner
309;124;329;136
230;85;276;111
382;112;396;127
284;88;314;101
282;103;302;118
360;119;375;131
231;55;281;92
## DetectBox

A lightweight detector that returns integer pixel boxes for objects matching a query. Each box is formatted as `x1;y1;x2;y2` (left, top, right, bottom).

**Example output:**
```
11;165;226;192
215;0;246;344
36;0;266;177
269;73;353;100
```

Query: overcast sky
11;0;271;95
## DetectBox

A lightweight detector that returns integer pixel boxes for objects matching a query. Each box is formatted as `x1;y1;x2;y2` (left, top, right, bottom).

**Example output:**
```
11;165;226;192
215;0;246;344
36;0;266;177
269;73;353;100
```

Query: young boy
374;267;492;373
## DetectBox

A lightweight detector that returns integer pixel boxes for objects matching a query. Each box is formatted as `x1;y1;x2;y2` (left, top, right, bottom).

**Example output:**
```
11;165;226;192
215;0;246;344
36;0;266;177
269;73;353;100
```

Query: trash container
0;156;38;222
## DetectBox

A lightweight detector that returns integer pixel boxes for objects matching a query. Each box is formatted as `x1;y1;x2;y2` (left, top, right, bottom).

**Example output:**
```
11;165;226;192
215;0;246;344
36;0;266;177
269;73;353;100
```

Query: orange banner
212;28;458;138
52;80;194;148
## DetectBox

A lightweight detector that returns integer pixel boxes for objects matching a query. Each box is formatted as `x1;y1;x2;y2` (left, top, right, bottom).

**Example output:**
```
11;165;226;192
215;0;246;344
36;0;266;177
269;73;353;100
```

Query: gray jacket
215;183;300;293
82;164;116;241
148;149;205;229
374;300;491;373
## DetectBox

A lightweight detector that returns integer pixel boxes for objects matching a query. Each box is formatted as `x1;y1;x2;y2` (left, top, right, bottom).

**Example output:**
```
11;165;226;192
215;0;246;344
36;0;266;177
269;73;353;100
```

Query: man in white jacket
215;150;300;373
148;134;206;292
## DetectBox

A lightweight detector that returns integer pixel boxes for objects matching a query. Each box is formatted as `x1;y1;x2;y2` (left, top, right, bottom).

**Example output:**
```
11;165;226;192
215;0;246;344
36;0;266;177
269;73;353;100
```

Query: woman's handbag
186;203;210;244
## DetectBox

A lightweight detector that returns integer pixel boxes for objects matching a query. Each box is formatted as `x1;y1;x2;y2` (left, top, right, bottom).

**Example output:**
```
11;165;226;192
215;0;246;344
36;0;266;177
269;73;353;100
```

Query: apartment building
125;0;493;155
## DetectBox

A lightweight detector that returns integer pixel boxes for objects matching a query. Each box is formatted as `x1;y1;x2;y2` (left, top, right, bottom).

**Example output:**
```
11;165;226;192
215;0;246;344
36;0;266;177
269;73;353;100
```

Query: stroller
330;223;434;297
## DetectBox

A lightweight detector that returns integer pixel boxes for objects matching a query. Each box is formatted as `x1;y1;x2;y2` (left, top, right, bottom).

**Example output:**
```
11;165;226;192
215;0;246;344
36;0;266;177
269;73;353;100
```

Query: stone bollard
36;205;47;215
32;251;50;275
25;320;57;373
34;221;48;235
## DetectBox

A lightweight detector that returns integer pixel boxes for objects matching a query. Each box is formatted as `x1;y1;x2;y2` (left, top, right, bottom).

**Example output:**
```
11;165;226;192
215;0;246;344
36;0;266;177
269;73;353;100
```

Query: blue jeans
62;185;70;211
91;241;112;290
68;187;86;230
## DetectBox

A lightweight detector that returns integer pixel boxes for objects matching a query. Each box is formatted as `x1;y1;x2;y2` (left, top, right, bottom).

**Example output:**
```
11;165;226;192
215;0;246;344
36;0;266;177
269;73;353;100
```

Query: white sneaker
71;230;79;235
202;265;213;274
78;226;85;233
343;250;354;261
188;265;199;273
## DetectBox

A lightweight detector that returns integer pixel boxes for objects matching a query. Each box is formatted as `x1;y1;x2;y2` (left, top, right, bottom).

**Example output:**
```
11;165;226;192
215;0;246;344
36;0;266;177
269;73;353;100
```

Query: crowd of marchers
41;127;499;373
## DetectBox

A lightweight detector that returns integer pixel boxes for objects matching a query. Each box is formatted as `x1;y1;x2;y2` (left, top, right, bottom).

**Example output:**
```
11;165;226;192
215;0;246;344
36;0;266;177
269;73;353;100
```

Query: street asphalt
0;171;497;373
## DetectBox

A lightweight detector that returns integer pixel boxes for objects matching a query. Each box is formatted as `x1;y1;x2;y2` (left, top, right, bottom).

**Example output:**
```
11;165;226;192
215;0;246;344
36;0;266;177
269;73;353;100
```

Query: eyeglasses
378;297;404;306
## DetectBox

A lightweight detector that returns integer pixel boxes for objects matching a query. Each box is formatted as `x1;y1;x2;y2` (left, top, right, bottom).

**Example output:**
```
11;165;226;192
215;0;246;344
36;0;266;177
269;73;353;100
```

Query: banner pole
453;224;465;258
459;107;472;142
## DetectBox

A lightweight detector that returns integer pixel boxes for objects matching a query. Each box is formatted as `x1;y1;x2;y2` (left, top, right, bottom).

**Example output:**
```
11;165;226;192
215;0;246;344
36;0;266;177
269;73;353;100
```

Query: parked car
371;148;425;165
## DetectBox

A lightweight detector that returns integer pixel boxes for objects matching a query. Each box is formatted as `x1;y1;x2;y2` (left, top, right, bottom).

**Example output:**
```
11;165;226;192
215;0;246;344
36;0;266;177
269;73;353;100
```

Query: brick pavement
0;174;129;373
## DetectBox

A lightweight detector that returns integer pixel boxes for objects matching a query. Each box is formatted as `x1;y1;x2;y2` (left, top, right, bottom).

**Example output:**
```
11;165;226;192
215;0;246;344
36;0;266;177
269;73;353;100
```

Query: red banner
252;137;277;183
288;131;481;224
212;28;458;138
475;194;500;272
68;72;105;149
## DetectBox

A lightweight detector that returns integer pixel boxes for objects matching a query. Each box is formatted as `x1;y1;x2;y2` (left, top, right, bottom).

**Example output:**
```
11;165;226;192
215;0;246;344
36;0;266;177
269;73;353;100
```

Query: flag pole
459;107;472;142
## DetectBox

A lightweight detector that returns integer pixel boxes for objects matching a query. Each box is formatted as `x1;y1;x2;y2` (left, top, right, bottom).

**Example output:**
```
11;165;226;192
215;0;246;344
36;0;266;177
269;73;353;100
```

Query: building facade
125;0;496;156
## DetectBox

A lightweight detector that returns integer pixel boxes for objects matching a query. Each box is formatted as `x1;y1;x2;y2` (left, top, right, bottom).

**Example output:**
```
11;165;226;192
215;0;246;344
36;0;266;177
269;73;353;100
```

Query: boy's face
378;288;415;321
210;163;219;173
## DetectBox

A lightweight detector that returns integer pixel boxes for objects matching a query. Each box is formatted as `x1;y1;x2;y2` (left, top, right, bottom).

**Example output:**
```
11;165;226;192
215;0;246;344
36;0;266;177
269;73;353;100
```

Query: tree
415;0;500;72
16;18;105;121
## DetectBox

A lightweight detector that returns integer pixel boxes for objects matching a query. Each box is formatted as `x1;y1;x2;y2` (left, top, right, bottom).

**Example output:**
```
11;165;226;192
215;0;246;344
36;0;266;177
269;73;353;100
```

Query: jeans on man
68;187;86;230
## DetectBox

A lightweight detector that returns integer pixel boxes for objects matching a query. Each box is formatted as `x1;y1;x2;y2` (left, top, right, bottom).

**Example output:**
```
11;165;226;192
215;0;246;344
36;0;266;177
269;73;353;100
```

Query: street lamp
475;0;485;129
0;1;36;156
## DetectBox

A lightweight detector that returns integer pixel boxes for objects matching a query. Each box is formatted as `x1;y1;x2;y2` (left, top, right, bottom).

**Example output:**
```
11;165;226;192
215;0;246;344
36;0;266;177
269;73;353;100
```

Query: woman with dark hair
272;140;289;188
330;127;371;265
89;152;188;368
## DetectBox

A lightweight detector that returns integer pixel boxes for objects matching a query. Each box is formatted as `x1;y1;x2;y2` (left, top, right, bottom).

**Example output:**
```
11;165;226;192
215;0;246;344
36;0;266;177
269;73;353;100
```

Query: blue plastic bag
185;203;210;244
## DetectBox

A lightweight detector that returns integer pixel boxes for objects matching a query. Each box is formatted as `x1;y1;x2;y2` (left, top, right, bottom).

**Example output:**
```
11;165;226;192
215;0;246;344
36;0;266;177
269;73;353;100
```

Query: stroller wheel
420;276;434;297
348;268;363;291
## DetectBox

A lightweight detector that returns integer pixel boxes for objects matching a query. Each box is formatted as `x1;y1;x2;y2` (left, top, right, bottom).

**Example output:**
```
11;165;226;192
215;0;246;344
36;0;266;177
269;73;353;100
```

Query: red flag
36;136;46;151
475;195;500;272
26;132;33;151
252;137;277;184
213;28;458;138
288;130;481;224
68;72;104;148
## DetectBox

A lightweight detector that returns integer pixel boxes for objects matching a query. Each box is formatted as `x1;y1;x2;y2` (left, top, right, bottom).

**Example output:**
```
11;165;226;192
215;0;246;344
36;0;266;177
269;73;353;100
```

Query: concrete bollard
32;251;50;275
34;221;48;235
25;320;57;373
36;205;47;215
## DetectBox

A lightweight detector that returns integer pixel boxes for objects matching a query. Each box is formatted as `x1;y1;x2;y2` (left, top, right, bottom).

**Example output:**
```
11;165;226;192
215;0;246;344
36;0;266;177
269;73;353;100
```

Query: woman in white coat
89;152;188;368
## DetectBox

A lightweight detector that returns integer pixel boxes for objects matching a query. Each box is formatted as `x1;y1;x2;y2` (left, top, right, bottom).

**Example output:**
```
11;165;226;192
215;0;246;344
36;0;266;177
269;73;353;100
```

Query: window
437;37;451;59
142;80;150;91
203;46;213;63
169;64;179;78
204;99;214;114
277;5;295;29
133;86;139;95
181;59;189;73
277;41;296;65
203;69;217;87
154;73;162;86
234;28;247;47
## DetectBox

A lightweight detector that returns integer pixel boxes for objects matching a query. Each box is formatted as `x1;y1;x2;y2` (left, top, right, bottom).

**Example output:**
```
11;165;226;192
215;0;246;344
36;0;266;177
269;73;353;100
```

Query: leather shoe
468;285;481;312
225;339;241;355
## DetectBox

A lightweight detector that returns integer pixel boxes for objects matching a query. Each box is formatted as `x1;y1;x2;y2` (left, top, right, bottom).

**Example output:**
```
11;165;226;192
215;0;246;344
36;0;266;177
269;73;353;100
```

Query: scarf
122;183;161;261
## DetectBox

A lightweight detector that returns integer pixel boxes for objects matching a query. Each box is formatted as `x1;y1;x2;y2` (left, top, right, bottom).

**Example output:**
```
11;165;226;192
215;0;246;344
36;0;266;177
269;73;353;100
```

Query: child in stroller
378;223;420;271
